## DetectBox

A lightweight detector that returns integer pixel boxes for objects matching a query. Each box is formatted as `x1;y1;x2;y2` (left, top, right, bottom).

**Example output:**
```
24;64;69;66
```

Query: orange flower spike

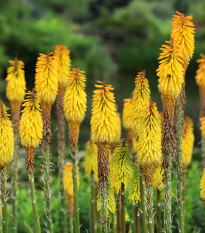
171;11;195;65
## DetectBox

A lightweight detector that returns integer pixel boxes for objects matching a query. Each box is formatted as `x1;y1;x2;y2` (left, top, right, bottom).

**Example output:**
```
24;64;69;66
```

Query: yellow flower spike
64;65;87;123
91;81;117;143
131;71;150;137
0;100;14;170
123;98;132;130
152;163;164;191
137;101;162;165
171;11;195;65
6;56;26;130
110;140;132;194
54;44;71;90
112;112;121;148
196;54;205;118
84;140;98;182
157;40;184;111
97;177;116;214
123;98;134;152
64;65;87;152
200;117;205;139
35;51;58;105
6;56;26;103
63;162;80;216
128;164;140;204
182;117;194;172
196;54;205;89
19;89;43;172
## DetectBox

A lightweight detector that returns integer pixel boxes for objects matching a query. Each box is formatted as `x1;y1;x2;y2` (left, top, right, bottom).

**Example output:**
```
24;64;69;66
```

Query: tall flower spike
6;56;26;130
110;140;132;194
35;51;58;142
196;54;205;118
54;44;71;90
91;81;117;143
64;65;87;152
171;11;195;65
137;102;162;165
200;168;205;204
91;80;117;232
84;140;98;182
128;164;140;204
138;101;162;186
157;40;184;112
123;98;134;152
131;71;150;137
0;100;14;169
182;117;194;172
35;52;58;105
19;89;43;172
112;112;121;148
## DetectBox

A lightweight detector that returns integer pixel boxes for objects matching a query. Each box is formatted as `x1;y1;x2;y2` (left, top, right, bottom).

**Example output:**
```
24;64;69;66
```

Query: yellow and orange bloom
0;100;14;169
54;44;71;90
157;40;184;110
84;140;98;182
131;71;150;137
171;11;195;66
35;52;58;105
182;117;194;172
19;90;43;172
91;81;117;143
6;57;26;130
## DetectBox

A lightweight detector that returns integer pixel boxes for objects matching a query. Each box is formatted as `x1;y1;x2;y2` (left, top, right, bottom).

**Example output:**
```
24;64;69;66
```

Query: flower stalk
28;171;41;233
147;186;154;233
91;172;97;233
157;190;161;233
0;170;7;233
140;172;147;233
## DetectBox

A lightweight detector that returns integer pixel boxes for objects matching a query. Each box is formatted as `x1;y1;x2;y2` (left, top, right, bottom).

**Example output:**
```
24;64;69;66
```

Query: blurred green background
1;0;205;232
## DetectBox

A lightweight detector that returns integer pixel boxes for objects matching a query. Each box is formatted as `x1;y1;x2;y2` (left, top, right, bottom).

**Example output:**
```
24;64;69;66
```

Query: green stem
116;194;122;233
42;142;53;232
72;151;80;233
69;216;73;233
121;184;126;233
100;183;108;233
140;171;147;233
175;97;184;233
28;171;41;233
164;155;172;233
0;170;7;233
132;205;136;233
157;190;161;233
11;131;19;233
111;213;115;233
183;172;188;233
135;205;140;233
91;172;97;233
147;186;154;233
